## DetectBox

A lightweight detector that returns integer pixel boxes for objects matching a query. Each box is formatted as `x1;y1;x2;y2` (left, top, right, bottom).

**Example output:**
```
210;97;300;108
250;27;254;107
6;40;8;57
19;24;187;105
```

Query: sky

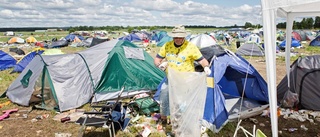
0;0;263;27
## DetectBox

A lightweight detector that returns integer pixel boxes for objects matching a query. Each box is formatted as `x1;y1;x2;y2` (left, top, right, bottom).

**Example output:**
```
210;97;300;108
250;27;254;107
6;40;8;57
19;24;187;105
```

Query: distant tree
88;26;94;31
256;24;262;28
306;17;314;29
150;26;157;31
127;26;134;33
244;22;253;28
68;28;75;34
314;16;320;28
300;18;307;29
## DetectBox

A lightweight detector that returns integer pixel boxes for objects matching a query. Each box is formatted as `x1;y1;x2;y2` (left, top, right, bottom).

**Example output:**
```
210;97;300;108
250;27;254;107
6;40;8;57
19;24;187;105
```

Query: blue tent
203;52;269;132
151;31;168;42
11;50;44;73
118;33;141;42
279;38;301;48
65;34;84;42
0;50;16;71
156;35;172;47
309;35;320;46
154;49;269;132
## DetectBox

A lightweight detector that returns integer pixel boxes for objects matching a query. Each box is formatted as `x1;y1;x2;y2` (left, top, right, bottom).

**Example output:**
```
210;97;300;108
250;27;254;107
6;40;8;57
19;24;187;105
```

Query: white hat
169;25;187;38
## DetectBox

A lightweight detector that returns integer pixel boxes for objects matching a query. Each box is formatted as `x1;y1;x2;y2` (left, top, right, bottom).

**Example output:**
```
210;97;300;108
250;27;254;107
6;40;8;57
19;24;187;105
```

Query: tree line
1;16;319;33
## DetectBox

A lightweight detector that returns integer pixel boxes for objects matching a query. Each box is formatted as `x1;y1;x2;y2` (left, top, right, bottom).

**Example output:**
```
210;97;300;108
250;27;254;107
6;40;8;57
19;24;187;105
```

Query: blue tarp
12;50;44;73
279;38;301;47
0;50;16;71
309;35;320;46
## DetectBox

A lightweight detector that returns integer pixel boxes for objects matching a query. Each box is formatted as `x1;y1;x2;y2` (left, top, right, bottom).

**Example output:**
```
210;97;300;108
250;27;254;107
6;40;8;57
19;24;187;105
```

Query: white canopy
261;0;320;137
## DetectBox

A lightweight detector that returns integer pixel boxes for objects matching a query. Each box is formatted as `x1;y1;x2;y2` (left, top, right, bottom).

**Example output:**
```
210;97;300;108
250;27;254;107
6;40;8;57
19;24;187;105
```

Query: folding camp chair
76;87;128;137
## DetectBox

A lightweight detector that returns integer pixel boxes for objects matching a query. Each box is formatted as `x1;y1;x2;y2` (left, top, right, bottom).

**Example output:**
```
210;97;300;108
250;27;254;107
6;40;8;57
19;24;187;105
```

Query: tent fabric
277;55;320;110
156;35;172;47
6;40;165;112
26;36;37;43
93;40;165;102
11;49;45;73
202;52;269;132
279;38;301;48
6;40;119;111
49;39;69;48
151;30;168;42
90;37;109;47
309;35;320;46
292;31;302;41
190;34;217;48
118;33;142;42
65;34;84;42
247;34;261;44
260;0;320;136
8;37;25;44
0;50;17;71
236;42;265;56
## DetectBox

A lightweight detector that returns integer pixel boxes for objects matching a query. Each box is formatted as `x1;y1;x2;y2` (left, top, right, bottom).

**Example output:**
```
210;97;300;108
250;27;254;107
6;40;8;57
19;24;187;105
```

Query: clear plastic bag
281;90;299;108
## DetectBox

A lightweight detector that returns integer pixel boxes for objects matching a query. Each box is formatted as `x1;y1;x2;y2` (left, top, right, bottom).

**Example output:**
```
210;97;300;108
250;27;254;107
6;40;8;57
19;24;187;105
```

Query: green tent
93;40;165;102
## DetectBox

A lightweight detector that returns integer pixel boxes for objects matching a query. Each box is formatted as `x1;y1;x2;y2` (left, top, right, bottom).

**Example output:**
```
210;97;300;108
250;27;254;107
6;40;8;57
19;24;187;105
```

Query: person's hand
204;66;211;76
158;62;168;71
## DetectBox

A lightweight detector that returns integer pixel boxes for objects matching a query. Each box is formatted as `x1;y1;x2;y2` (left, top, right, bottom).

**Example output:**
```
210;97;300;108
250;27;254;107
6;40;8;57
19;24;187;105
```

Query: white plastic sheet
168;68;207;137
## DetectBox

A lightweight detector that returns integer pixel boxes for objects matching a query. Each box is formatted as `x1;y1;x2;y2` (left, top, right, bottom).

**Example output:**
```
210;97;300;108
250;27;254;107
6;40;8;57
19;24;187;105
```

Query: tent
190;34;217;48
26;36;37;43
89;37;109;47
11;49;45;73
49;39;69;48
151;30;168;42
261;0;320;136
8;37;25;44
292;31;302;41
5;40;165;112
156;35;172;47
247;34;261;44
236;42;265;56
118;33;142;42
279;38;301;48
65;34;84;42
309;35;320;46
277;55;320;111
201;50;269;132
92;40;165;102
0;50;16;71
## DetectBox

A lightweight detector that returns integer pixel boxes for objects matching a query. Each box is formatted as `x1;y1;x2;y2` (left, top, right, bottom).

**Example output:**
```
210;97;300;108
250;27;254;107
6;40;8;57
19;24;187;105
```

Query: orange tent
8;37;25;44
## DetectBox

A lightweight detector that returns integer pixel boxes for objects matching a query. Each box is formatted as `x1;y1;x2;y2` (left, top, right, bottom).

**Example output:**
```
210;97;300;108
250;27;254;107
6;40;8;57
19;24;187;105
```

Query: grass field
0;29;319;136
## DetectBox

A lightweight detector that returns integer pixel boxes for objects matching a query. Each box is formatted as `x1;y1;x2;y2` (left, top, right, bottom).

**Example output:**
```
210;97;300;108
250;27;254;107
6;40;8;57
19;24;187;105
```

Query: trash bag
281;90;299;108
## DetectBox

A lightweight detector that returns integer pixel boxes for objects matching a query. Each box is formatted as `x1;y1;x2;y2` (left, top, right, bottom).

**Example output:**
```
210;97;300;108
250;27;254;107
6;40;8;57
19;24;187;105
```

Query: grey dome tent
236;42;264;56
5;40;165;112
277;55;320;110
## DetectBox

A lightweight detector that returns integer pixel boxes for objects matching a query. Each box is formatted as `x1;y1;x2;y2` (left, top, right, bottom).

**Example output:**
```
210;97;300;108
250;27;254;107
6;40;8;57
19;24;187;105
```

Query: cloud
0;0;263;27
